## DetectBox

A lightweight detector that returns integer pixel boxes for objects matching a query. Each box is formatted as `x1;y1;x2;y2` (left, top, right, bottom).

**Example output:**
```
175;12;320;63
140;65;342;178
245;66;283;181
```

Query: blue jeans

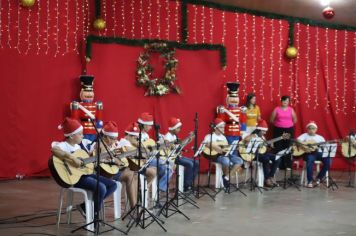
304;152;330;183
74;174;117;212
176;156;199;189
258;153;281;179
149;159;173;192
216;154;243;167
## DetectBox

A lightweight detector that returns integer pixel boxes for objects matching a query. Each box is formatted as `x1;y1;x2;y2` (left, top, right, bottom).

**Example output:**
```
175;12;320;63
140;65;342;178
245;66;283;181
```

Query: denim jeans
216;154;243;167
176;156;199;189
258;152;281;179
149;158;173;191
304;152;330;183
74;174;117;212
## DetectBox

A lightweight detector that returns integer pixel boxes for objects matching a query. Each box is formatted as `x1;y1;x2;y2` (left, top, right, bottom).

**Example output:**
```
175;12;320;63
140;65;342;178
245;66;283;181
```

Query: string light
324;27;330;112
121;0;126;37
193;5;197;43
342;30;348;113
24;6;32;55
201;5;205;43
333;29;339;113
277;20;282;97
86;0;90;38
165;0;170;40
45;0;49;55
139;0;143;38
260;17;265;100
148;0;152;38
63;0;69;55
305;24;311;107
314;27;320;109
0;0;2;48
269;19;275;101
130;0;135;38
36;0;41;54
252;15;256;92
7;0;12;48
242;13;248;97
175;0;179;41
102;0;107;35
54;0;59;57
73;0;79;54
112;0;117;36
353;33;356;113
156;0;161;38
293;23;300;105
221;11;226;45
16;0;21;53
234;13;239;82
209;7;213;43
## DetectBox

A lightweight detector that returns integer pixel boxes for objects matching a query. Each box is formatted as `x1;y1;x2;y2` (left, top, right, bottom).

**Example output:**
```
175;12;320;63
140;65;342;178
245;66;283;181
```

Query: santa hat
306;121;318;129
214;118;225;128
125;122;140;136
58;117;83;137
168;117;182;131
137;112;154;125
226;82;240;97
80;75;94;91
256;119;268;131
102;121;119;138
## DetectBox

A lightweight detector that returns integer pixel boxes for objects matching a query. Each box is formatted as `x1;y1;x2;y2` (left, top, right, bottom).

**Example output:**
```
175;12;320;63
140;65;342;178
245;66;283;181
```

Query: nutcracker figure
217;82;246;144
70;75;103;141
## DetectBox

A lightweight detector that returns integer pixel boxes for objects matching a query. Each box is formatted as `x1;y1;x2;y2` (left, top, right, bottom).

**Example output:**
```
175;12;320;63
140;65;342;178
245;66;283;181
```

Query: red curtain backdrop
0;0;355;178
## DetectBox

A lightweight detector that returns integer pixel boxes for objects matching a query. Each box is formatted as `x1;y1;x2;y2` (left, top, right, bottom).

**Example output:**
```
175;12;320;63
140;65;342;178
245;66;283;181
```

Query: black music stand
71;118;127;235
121;124;166;233
277;146;301;191
320;143;338;191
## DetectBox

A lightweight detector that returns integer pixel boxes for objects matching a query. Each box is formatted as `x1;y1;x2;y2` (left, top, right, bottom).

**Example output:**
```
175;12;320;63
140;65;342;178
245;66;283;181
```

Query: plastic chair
213;162;240;188
300;160;329;186
113;181;122;219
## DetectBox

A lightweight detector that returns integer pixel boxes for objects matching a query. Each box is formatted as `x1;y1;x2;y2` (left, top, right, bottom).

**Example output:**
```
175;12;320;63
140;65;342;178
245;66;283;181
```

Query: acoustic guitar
202;140;230;158
341;140;356;158
292;139;339;156
159;132;195;161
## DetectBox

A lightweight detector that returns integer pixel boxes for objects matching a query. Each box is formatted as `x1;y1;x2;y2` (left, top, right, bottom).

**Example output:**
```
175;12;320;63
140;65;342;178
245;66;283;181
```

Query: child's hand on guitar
71;157;83;168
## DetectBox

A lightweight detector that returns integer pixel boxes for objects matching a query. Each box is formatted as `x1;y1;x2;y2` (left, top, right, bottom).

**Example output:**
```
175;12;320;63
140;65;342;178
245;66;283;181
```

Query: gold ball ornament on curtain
93;18;106;31
20;0;36;7
322;7;335;20
285;46;298;59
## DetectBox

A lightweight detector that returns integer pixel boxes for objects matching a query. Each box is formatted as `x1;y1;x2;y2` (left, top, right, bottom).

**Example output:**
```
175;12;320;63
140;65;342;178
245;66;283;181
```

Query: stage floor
1;171;356;236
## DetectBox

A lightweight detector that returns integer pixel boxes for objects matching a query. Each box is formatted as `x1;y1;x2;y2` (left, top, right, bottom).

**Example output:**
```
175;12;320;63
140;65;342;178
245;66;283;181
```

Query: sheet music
194;142;206;157
224;140;239;156
246;137;263;153
320;143;337;158
275;147;292;160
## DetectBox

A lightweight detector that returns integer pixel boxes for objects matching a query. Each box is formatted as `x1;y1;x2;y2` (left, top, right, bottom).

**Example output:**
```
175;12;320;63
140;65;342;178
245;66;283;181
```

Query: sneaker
264;178;273;188
76;203;86;218
222;175;229;188
306;182;314;188
315;179;321;186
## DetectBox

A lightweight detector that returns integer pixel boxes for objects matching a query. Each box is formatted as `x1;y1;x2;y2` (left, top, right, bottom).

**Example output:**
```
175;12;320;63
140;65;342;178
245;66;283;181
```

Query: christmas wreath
136;43;180;96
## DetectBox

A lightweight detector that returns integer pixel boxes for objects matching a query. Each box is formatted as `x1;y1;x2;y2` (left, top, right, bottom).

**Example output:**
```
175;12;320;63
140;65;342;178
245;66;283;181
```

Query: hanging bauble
322;7;335;20
93;18;106;31
285;46;298;59
20;0;36;7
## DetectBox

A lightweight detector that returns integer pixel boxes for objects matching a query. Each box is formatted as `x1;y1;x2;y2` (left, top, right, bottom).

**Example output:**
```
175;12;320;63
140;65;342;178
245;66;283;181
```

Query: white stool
113;181;122;219
301;161;329;186
213;162;239;188
140;175;157;207
56;187;94;231
178;165;185;192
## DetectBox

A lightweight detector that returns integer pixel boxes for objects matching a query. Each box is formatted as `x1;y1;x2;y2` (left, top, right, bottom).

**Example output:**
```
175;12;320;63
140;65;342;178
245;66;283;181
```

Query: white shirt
51;141;81;153
164;132;177;143
118;138;133;148
141;132;150;142
203;133;228;144
297;133;325;152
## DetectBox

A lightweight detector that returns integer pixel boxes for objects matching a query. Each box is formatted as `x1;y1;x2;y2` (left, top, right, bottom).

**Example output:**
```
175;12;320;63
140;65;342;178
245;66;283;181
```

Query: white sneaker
315;179;321;186
306;182;313;188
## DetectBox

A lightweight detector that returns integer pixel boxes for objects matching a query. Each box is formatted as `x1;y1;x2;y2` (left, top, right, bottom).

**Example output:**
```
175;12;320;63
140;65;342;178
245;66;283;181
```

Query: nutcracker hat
226;82;240;97
168;117;182;131
125;122;140;136
80;75;94;91
214;118;225;128
256;119;268;131
102;121;119;138
58;117;83;137
306;121;318;129
137;112;154;125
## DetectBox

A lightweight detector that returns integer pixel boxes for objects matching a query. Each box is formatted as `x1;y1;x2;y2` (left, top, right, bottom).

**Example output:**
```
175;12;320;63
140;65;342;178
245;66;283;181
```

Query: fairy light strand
0;0;2;48
260;17;265;100
234;13;239;82
165;0;170;40
342;30;348;113
277;20;283;97
139;0;143;38
130;0;135;38
175;0;179;41
193;5;197;43
201;5;205;43
251;15;256;92
294;23;300;105
269;19;275;101
7;0;12;48
73;0;79;54
121;0;126;37
209;7;214;43
112;0;117;36
242;14;248;97
156;0;161;38
148;0;152;38
353;33;356;113
54;0;59;57
16;0;21;53
334;29;339;113
305;24;311;107
63;0;69;55
221;11;226;45
36;0;41;54
103;0;107;35
25;7;32;55
314;27;320;109
45;0;50;55
325;27;330;112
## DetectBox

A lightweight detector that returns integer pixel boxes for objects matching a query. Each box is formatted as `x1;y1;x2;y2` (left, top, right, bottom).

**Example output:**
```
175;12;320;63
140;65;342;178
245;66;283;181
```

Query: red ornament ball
323;7;335;20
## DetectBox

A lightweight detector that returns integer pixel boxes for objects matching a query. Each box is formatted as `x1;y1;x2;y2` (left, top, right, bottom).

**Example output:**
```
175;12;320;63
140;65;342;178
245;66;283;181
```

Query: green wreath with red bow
136;43;180;96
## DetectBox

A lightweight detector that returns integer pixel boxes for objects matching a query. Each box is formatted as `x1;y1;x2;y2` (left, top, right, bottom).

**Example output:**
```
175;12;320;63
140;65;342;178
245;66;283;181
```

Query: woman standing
270;95;297;169
245;93;261;134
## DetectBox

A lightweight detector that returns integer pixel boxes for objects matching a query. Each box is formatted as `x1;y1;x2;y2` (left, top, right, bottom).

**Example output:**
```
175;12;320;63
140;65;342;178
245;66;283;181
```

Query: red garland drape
0;0;355;178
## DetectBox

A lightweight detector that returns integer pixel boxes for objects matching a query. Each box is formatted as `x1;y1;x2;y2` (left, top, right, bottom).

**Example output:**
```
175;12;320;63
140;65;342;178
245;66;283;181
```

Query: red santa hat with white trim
102;121;119;138
256;119;268;131
168;117;182;131
125;122;140;136
137;112;154;125
306;121;318;129
214;118;225;128
58;117;83;137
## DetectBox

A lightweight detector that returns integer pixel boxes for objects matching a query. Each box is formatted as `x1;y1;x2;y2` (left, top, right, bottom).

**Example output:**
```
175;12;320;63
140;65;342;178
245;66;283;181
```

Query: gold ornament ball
21;0;36;7
93;18;106;31
85;57;91;62
285;46;298;59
